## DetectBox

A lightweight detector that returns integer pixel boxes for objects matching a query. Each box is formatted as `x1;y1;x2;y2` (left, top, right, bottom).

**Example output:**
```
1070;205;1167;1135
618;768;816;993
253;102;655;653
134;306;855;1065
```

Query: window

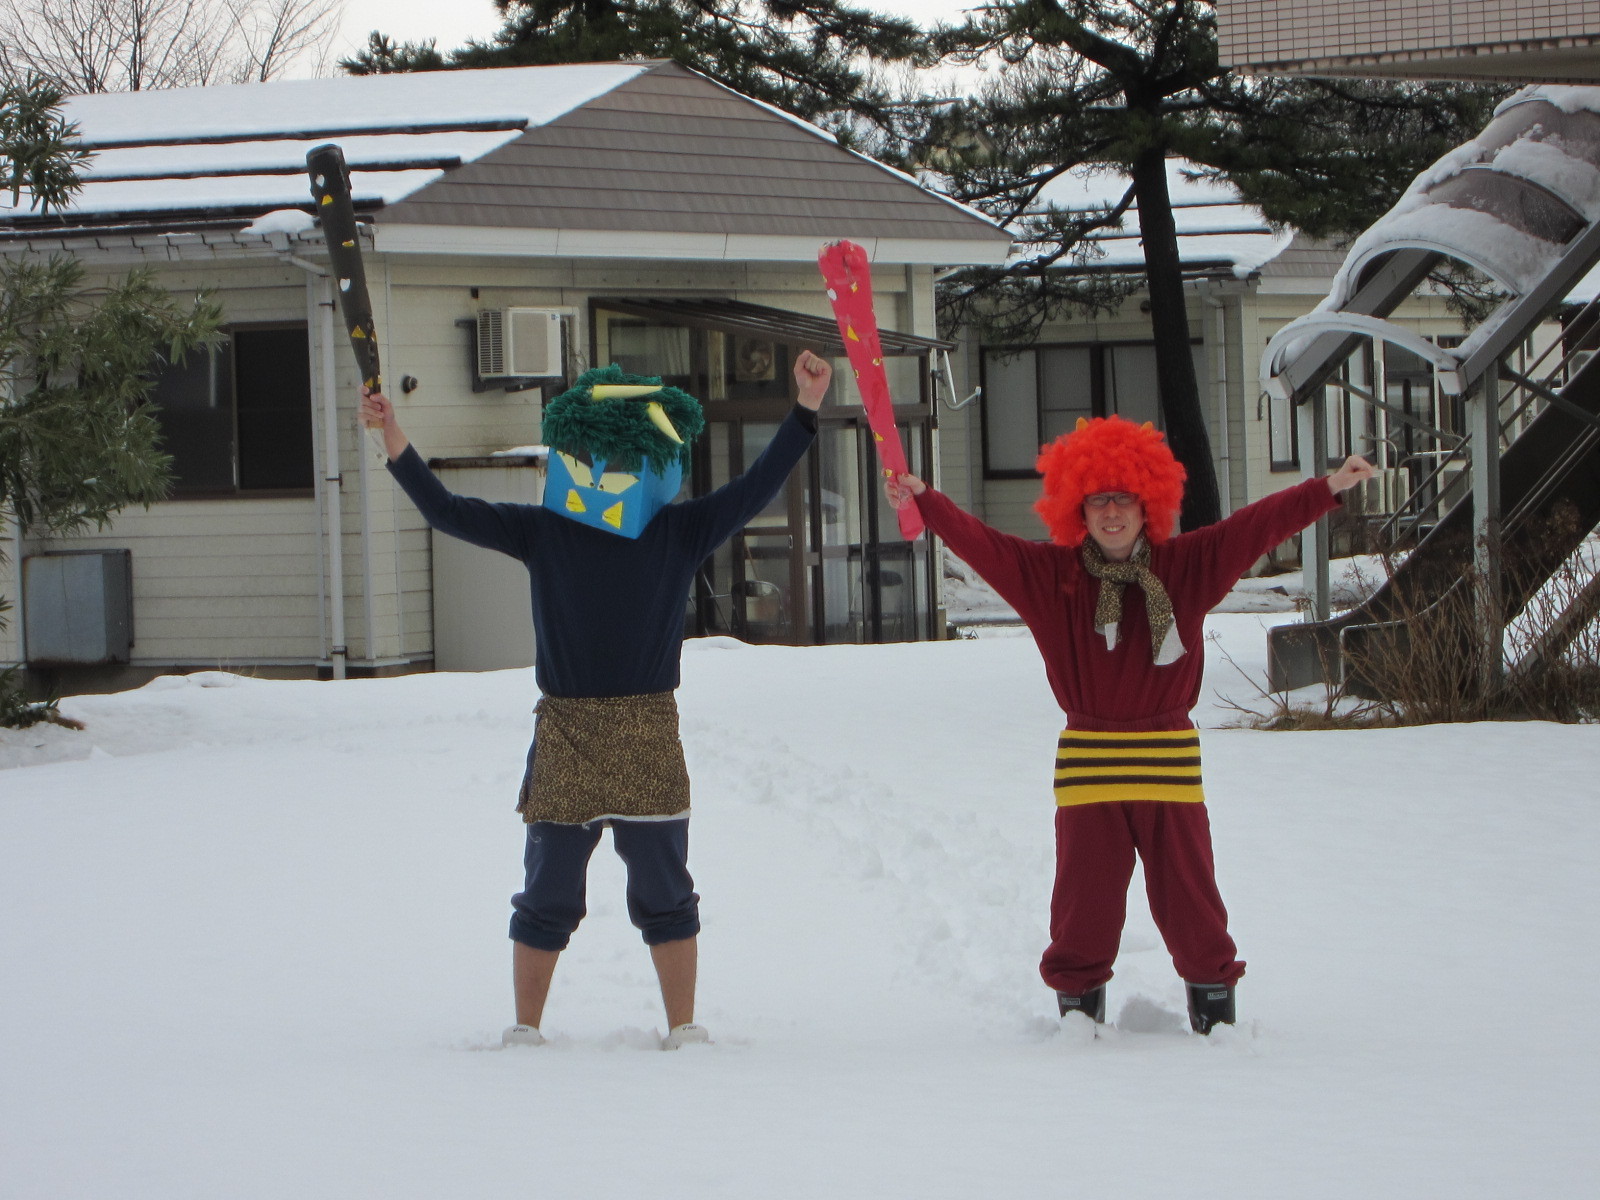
150;324;314;495
1268;383;1297;471
1268;344;1377;472
981;341;1196;478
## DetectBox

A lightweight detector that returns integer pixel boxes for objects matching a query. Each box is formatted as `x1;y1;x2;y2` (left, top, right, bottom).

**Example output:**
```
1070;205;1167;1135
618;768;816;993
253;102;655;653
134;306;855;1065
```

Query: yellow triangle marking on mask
602;501;625;529
846;325;861;342
565;490;587;513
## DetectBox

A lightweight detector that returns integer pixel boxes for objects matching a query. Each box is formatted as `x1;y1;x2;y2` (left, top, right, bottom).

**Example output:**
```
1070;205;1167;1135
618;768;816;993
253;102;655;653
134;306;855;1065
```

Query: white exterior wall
4;244;948;684
14;260;332;673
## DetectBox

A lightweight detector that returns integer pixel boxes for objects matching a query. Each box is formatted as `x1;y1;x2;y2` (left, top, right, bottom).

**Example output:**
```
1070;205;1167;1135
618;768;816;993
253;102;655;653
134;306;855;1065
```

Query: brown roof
378;63;1003;245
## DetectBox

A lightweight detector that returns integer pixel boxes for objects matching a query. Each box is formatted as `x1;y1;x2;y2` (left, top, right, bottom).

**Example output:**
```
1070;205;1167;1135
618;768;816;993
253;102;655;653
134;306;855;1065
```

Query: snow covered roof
0;64;647;224
1020;158;1293;278
0;62;1011;265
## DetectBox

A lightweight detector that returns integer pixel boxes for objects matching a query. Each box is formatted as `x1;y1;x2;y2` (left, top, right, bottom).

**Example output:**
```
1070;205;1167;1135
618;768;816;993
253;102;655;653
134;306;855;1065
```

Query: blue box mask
540;366;705;539
546;450;683;538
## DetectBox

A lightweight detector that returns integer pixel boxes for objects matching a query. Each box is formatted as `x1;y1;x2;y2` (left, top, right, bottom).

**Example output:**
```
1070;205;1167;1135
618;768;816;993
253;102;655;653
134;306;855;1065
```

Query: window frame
150;321;316;500
979;339;1198;480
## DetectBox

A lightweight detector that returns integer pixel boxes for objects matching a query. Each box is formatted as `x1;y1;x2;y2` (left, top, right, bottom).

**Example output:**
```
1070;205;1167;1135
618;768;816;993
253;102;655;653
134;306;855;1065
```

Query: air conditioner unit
477;308;564;379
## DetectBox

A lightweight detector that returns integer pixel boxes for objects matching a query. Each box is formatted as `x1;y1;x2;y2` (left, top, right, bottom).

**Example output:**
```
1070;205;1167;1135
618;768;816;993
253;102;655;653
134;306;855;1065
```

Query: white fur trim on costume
1154;621;1186;666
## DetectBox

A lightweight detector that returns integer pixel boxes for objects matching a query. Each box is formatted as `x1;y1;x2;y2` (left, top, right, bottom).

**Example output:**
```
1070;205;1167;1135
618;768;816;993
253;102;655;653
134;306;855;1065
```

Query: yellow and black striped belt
1053;728;1205;807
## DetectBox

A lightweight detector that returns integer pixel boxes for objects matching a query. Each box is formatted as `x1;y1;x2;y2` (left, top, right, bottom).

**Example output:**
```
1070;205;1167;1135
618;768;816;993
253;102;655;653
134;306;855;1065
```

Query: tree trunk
1129;144;1221;529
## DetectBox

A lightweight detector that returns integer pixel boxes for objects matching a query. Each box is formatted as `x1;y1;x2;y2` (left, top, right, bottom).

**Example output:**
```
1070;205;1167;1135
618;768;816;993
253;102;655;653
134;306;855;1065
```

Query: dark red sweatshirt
915;479;1341;733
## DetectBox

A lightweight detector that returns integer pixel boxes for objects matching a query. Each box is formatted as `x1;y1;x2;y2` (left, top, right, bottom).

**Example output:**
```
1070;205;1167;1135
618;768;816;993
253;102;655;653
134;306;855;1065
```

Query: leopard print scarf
1079;535;1185;665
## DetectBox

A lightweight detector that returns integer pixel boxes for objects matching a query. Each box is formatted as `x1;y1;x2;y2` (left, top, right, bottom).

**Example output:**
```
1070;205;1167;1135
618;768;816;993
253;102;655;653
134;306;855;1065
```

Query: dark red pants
1039;800;1245;995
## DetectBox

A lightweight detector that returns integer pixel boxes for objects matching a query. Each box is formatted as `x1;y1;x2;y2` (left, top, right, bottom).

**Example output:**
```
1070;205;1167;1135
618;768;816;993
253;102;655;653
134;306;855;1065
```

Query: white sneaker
502;1024;545;1047
661;1023;711;1050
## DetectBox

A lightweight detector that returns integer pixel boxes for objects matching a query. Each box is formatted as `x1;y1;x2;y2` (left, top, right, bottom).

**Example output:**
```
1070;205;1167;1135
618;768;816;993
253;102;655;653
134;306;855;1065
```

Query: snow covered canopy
1264;84;1600;401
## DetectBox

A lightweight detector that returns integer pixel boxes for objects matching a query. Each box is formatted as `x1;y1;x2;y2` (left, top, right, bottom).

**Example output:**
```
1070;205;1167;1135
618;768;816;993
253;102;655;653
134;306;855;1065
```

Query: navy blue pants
508;819;700;951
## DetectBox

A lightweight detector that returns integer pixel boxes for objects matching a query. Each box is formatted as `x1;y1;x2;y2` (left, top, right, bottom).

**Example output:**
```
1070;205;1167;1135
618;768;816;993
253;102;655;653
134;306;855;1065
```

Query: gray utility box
22;549;134;666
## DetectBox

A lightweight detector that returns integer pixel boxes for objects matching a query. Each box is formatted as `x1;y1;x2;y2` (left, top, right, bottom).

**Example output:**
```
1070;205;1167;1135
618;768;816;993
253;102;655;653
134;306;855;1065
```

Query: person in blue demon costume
360;350;830;1050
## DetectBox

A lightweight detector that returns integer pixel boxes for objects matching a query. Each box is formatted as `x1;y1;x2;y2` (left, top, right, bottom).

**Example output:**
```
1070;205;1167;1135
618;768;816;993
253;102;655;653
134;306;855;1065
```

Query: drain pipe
283;252;348;680
316;271;348;679
1204;291;1233;513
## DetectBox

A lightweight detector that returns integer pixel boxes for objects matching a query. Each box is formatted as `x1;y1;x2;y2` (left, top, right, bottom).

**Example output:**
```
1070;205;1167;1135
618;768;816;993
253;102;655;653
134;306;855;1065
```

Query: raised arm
361;387;530;559
888;473;1051;611
1177;455;1373;601
677;351;829;551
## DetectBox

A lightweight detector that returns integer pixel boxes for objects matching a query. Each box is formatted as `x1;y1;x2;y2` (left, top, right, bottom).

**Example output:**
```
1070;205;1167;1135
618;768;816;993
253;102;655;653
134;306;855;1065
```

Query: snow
80;131;525;181
1035;159;1248;211
1491;138;1600;218
0;65;648;219
3;621;1596;1198
1038;228;1294;277
59;64;649;148
1531;85;1600;117
1320;84;1600;313
242;209;318;237
1017;156;1289;275
0;168;447;216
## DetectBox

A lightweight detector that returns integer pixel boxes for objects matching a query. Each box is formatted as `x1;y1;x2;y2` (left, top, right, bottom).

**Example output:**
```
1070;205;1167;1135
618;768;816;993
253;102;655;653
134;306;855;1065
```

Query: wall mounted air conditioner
477;308;564;379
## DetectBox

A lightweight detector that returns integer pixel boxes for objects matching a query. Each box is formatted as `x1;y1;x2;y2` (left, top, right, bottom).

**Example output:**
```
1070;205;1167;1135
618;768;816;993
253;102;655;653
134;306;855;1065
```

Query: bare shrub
1341;511;1600;724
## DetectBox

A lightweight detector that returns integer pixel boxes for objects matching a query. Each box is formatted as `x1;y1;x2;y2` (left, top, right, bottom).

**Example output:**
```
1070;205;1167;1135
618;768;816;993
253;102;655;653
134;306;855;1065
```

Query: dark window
150;324;314;495
981;341;1196;479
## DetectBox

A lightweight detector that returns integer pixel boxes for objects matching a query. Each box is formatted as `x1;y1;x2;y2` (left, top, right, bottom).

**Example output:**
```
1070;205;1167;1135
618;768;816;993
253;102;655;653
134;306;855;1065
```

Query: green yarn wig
541;364;705;473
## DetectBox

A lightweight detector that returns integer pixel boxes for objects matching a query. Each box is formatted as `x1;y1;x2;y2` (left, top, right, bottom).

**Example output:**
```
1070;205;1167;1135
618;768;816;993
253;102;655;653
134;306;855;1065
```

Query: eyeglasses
1083;492;1138;508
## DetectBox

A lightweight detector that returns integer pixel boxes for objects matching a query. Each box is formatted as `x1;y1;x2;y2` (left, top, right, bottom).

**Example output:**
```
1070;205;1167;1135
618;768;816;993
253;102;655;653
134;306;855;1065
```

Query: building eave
368;222;1014;266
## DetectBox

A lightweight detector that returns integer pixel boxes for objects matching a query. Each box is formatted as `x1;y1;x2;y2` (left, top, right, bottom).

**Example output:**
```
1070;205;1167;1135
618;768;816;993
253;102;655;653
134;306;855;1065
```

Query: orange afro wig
1034;416;1187;547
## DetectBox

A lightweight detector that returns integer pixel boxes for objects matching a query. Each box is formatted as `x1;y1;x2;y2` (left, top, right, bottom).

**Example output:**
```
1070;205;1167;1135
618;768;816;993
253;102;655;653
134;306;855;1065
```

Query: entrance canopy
594;296;953;358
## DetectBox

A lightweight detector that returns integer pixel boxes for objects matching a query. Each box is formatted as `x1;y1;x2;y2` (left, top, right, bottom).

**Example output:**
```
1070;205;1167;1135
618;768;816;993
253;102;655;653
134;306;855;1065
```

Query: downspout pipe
318;272;348;680
282;251;348;680
1204;291;1233;515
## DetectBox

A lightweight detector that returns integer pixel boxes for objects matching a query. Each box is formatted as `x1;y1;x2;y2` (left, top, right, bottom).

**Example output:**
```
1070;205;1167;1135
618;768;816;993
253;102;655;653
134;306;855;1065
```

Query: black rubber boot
1185;982;1236;1034
1056;986;1107;1023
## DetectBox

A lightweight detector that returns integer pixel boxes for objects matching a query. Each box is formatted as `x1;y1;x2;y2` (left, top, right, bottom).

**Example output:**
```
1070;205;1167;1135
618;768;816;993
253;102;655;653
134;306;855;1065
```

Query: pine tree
1;78;221;726
342;0;932;140
923;1;1505;528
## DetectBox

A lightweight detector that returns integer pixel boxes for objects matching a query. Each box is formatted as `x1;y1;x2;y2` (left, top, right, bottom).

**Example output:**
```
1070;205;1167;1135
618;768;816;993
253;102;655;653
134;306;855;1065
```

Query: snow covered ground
3;617;1597;1198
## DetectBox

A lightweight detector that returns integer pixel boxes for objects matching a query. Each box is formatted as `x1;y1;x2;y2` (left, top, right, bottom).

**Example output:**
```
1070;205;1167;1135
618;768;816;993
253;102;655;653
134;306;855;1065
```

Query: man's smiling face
1083;491;1145;561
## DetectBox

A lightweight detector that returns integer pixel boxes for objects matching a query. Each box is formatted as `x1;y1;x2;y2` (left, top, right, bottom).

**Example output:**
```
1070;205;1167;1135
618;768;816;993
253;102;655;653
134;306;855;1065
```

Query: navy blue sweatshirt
387;406;817;699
